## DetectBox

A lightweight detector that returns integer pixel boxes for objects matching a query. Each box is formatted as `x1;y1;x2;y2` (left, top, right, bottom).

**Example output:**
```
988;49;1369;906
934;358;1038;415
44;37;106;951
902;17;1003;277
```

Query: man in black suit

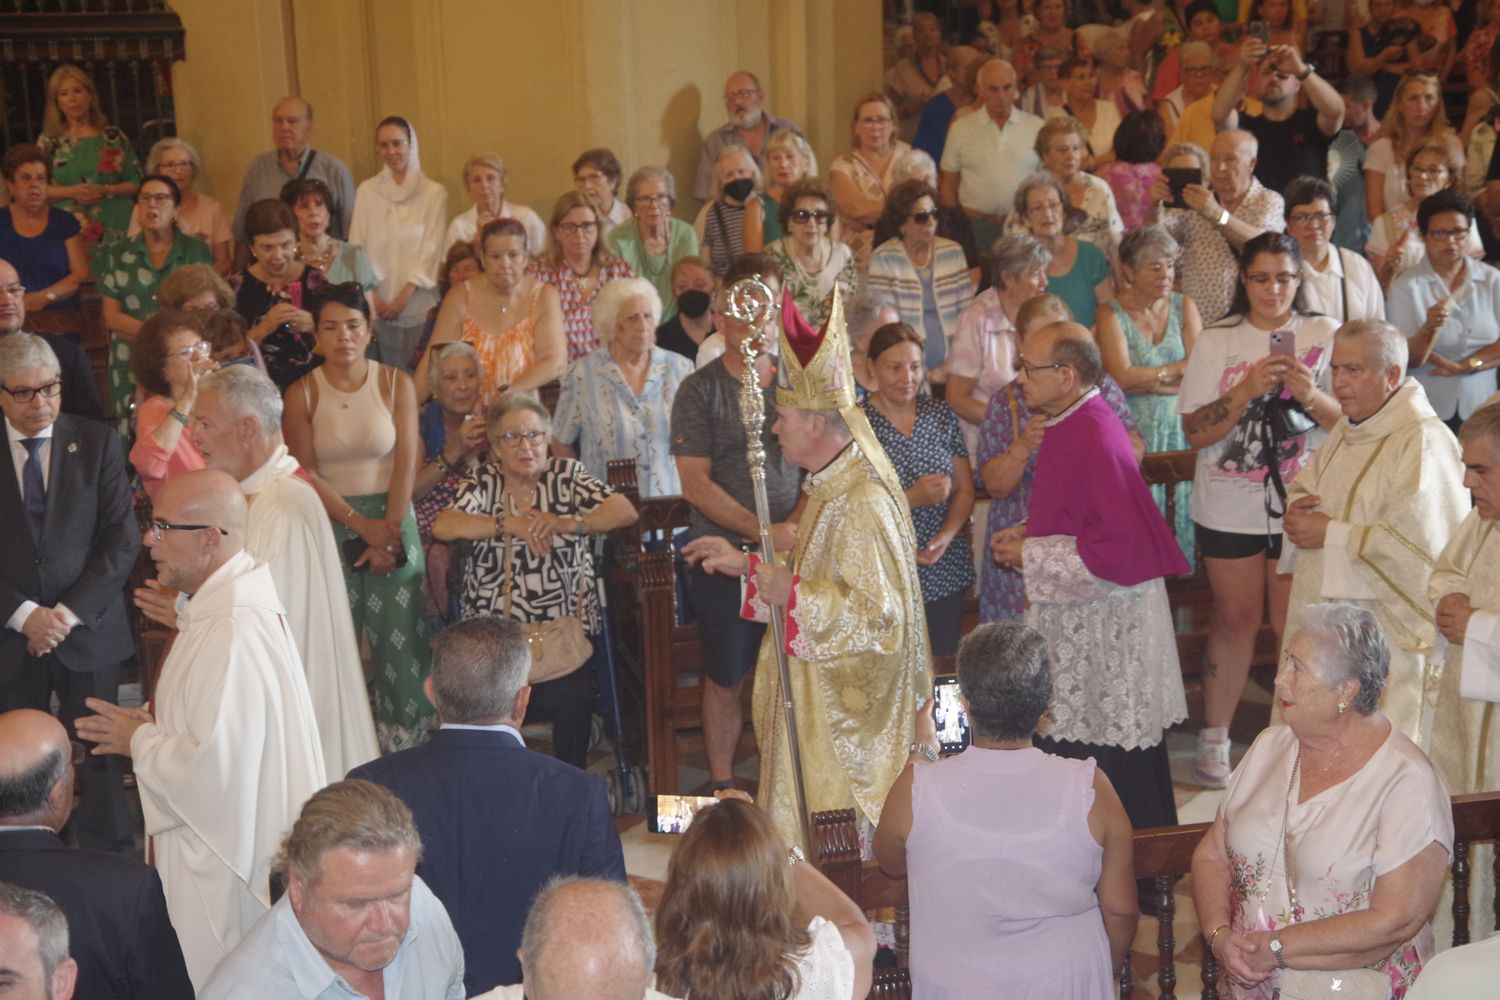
0;708;193;1000
0;332;138;851
0;259;103;422
351;616;627;996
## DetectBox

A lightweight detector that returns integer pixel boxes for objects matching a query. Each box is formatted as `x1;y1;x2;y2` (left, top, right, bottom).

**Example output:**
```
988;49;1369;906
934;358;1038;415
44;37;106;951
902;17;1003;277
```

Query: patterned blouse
527;257;636;361
552;346;693;498
862;396;975;603
450;457;614;632
229;266;328;391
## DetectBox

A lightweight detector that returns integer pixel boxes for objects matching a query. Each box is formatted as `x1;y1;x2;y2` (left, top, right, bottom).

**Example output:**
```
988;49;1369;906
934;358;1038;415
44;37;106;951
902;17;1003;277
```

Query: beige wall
169;0;880;225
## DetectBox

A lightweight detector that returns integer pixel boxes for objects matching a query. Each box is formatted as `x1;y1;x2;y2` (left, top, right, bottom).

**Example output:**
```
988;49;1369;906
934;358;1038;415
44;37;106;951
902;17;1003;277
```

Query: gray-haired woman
606;166;700;322
135;136;232;274
552;277;693;497
1011;171;1114;328
1191;603;1453;999
1095;223;1201;564
946;234;1052;459
874;622;1138;999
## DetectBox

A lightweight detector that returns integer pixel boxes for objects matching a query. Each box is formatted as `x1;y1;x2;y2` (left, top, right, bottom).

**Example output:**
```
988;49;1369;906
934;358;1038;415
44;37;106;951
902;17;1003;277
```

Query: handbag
499;492;592;684
1272;751;1393;1000
1261;393;1317;519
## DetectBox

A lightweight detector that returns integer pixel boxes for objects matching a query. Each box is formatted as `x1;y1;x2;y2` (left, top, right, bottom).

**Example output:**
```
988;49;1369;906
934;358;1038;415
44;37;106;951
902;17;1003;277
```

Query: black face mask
677;289;711;319
723;177;756;202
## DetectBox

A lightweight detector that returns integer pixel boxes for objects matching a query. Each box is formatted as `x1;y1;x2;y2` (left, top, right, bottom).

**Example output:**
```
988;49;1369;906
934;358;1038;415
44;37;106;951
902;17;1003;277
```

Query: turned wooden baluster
1201;941;1221;1000
1156;875;1178;1000
1453;837;1471;946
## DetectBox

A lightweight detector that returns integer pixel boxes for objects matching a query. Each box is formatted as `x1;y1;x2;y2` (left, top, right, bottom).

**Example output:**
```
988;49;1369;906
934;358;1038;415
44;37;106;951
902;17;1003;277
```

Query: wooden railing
814;792;1500;1000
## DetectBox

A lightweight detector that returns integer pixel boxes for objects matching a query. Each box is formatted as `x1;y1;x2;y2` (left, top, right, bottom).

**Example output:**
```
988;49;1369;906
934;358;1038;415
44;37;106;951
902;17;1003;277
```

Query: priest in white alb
134;364;379;776
1280;319;1468;745
76;470;327;988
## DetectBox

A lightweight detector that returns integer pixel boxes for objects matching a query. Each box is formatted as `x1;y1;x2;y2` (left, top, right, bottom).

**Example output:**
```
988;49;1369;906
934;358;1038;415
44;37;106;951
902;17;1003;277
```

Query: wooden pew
22;289;109;412
813;792;1500;1000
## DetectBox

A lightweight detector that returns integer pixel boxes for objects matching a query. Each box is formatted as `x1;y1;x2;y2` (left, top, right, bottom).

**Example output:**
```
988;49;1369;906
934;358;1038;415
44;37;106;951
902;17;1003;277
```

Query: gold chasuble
1281;380;1467;744
749;289;931;850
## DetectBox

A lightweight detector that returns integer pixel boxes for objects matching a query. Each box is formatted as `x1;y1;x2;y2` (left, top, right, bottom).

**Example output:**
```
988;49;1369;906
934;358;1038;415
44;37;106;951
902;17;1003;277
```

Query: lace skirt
1027;577;1187;750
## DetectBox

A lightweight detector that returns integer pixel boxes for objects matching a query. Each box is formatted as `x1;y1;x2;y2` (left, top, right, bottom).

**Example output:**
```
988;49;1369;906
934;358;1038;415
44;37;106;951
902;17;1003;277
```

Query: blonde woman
829;93;910;268
444;152;547;257
36;63;140;261
761;129;818;243
1364;70;1457;221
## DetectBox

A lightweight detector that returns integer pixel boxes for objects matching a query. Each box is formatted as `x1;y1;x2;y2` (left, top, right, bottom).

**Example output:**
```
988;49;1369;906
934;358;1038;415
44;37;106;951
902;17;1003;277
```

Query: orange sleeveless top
460;279;540;400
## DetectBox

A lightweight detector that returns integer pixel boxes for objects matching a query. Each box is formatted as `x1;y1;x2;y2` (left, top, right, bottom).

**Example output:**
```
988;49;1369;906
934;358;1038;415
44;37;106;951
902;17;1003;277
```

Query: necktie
21;437;45;544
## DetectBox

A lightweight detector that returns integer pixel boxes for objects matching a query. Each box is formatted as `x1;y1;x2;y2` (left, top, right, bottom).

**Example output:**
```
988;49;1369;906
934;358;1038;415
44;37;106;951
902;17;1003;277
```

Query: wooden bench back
815;791;1500;1000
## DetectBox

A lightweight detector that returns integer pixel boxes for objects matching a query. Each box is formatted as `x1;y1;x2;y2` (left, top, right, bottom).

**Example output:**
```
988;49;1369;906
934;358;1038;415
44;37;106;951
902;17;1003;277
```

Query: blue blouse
0;207;81;310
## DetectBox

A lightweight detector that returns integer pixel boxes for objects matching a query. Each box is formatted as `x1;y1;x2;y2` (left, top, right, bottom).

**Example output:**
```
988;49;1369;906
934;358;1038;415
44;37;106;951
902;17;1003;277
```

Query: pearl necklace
296;238;337;272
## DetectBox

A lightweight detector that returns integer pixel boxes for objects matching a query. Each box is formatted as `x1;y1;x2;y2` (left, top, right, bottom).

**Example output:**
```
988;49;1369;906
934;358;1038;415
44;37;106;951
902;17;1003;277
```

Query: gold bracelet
1206;924;1229;953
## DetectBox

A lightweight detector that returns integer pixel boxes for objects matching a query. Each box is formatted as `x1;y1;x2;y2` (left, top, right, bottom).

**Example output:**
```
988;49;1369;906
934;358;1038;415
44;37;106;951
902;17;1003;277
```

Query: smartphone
932;675;971;755
1249;19;1270;44
648;794;719;834
342;536;408;573
1269;330;1296;359
1164;167;1201;209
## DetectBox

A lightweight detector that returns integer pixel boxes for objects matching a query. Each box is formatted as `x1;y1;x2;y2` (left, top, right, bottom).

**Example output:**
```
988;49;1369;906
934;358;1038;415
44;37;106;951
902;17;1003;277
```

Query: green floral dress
97;230;214;422
37;127;142;265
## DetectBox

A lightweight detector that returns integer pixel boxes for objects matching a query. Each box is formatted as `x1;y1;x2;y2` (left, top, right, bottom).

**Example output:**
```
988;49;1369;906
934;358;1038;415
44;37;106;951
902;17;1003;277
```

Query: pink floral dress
1218;725;1454;999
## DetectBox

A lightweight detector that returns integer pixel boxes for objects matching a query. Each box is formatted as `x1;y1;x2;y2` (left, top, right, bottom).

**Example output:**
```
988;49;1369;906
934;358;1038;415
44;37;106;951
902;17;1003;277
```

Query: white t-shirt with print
1178;314;1338;536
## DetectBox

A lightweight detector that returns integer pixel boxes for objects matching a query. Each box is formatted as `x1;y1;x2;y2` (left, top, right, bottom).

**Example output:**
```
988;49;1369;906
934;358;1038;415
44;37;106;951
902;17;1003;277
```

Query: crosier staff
726;274;813;853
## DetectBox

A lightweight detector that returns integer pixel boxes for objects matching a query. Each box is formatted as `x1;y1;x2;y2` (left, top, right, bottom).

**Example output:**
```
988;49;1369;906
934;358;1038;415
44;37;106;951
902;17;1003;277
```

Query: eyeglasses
138;193;174;205
556;221;598;235
789;209;834;224
498;429;547;445
1015;356;1070;376
173;342;212;360
0;380;61;404
158;159;193;171
1182;64;1215;75
1244;272;1300;287
0;284;25;299
909;211;937;224
724;88;761;102
633;194;671;206
857;116;893;127
148;519;228;541
1409;165;1449;178
1426;227;1468;242
575;171;608;185
1288;212;1335;226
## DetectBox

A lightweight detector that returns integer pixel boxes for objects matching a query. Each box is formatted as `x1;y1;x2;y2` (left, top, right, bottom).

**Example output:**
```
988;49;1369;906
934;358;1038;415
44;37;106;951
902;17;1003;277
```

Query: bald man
232;96;356;245
939;59;1043;250
473;877;678;1000
992;322;1189;831
0;710;192;1000
76;470;326;988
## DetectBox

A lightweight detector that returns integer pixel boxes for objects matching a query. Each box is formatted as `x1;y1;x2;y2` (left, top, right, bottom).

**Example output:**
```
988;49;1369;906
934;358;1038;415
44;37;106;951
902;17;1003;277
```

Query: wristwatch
1269;931;1287;969
44;290;57;303
1295;65;1313;80
1469;357;1485;372
909;742;939;763
1215;208;1231;228
572;512;586;535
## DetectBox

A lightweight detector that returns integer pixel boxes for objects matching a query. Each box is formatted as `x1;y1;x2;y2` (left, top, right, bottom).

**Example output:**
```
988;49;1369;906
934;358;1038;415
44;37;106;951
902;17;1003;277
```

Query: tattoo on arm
1183;395;1233;436
1202;657;1219;679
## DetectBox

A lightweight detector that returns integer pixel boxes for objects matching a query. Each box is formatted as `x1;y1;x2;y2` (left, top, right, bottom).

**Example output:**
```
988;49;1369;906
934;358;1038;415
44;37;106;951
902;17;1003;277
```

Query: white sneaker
1194;736;1232;788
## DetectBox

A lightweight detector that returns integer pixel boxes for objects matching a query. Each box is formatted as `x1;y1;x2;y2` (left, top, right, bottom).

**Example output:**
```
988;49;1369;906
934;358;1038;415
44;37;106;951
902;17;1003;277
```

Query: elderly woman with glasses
527;191;636;361
1387;189;1500;433
133;137;232;275
760;130;818;245
97;174;214;422
1177;232;1340;788
1006;117;1125;259
433;395;638;768
1096;225;1202;564
606;166;700;323
830;93;910;269
1010;172;1114;328
764;178;858;329
867;179;975;375
444;152;547;257
572;147;632;232
1367;139;1481;287
553;277;692;497
1191;604;1451;1000
127;309;215;498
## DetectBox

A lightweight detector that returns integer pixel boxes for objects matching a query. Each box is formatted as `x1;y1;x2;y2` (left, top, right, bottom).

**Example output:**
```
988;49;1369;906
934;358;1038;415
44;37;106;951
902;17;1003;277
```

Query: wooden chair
813;792;1500;1000
23;290;109;411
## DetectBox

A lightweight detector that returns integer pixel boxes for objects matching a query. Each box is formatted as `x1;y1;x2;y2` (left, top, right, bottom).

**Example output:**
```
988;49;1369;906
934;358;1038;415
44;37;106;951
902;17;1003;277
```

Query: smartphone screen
932;675;971;755
647;794;719;834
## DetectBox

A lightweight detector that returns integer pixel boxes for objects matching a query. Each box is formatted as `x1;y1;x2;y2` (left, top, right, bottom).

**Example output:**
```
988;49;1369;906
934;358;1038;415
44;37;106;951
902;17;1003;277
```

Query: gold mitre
775;286;854;411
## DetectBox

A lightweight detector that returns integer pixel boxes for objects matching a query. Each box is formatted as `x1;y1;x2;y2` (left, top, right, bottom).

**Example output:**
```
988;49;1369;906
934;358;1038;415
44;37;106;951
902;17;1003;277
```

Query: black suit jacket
39;331;105;422
0;828;194;1000
350;727;627;995
0;413;138;681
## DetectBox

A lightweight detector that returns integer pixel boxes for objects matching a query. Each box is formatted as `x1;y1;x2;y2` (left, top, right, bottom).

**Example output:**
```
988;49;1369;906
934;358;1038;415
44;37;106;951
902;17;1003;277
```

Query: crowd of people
6;1;1500;995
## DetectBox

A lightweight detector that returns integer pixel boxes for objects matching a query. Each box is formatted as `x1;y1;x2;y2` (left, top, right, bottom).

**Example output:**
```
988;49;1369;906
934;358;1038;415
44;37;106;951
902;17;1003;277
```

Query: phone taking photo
647;794;719;835
1248;19;1270;44
1164;167;1201;210
932;675;971;755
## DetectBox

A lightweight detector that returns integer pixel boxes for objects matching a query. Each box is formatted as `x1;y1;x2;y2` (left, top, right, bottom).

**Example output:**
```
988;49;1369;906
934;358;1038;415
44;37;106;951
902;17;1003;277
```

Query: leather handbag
1276;968;1391;1000
500;524;592;685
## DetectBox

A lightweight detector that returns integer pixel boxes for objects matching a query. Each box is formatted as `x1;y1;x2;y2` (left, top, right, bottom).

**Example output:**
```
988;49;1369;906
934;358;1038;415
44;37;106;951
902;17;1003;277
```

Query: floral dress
37;127;142;263
1218;725;1454;999
229;267;328;391
1105;294;1194;566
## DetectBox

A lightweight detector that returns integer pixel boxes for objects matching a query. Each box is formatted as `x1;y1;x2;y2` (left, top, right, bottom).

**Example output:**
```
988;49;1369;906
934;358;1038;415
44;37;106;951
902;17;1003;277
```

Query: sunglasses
909;211;937;224
789;209;834;224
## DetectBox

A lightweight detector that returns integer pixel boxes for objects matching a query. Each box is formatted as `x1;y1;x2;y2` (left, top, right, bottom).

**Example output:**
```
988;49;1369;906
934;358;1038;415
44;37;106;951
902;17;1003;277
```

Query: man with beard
694;72;804;200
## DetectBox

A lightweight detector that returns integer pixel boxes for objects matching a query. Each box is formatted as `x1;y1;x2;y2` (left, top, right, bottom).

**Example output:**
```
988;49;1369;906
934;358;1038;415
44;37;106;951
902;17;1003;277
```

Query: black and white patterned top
450;457;613;632
861;395;976;603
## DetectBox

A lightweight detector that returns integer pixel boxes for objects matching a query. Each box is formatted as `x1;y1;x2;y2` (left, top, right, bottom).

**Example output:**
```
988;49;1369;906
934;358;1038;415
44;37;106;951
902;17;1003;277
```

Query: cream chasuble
1281;380;1467;743
130;550;328;988
241;444;379;776
749;442;932;851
